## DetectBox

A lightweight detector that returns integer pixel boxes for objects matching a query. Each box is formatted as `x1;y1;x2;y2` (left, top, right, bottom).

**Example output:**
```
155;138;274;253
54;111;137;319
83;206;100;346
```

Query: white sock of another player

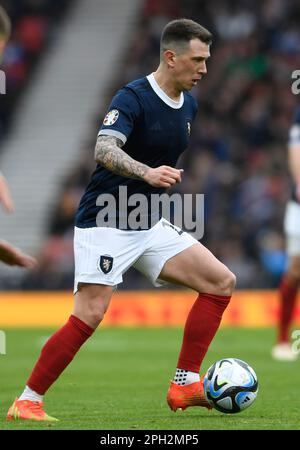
173;368;200;386
18;385;43;403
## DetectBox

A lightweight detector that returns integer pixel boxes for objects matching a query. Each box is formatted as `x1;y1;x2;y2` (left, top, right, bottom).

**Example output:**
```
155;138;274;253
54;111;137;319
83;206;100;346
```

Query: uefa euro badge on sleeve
98;255;114;274
103;109;119;126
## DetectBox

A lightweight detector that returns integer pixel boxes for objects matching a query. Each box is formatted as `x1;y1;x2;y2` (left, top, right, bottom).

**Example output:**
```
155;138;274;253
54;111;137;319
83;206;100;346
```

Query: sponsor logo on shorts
98;255;114;274
103;109;119;126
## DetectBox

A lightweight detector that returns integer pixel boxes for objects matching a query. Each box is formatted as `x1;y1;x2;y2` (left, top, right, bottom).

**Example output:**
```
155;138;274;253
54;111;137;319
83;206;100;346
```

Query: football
203;358;258;414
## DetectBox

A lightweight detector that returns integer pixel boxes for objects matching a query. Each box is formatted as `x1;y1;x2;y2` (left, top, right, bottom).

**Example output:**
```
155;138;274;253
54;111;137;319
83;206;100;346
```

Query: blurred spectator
0;0;72;140
257;230;287;287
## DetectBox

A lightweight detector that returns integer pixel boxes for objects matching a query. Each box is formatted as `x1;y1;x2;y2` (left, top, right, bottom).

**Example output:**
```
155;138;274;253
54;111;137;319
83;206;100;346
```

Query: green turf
0;327;299;430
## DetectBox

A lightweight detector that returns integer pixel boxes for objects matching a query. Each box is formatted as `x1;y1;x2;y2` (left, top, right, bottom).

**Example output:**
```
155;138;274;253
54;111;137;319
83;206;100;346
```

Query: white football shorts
74;218;197;292
284;200;300;256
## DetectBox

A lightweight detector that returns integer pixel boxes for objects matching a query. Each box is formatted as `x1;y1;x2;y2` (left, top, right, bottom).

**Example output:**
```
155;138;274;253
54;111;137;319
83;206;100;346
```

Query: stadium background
1;0;300;432
0;0;300;326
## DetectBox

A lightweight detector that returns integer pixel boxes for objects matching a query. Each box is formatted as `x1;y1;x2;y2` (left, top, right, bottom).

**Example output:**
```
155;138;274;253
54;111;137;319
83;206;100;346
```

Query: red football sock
278;276;299;343
27;315;94;395
177;293;231;373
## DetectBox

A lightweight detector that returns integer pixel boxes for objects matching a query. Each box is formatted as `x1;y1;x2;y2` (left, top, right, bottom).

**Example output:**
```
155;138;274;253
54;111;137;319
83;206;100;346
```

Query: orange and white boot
6;398;58;422
167;376;212;412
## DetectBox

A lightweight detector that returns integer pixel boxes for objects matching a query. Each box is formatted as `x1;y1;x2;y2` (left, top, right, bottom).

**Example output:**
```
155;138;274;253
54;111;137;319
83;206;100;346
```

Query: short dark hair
160;18;212;58
0;6;11;40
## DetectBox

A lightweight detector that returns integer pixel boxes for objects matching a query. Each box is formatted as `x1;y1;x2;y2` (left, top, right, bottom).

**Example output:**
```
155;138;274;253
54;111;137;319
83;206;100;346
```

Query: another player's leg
272;255;300;361
159;242;236;411
7;283;113;421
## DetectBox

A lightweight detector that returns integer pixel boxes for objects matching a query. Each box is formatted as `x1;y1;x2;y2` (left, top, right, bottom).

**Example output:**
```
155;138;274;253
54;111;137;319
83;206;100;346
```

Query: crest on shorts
98;255;113;274
103;109;119;126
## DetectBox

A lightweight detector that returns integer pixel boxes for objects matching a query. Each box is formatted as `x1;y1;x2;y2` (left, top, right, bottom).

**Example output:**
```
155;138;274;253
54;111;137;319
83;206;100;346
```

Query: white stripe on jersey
98;128;127;144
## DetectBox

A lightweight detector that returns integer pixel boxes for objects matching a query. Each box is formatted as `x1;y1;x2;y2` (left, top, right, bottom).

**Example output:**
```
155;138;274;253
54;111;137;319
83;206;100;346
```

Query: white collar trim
147;73;184;109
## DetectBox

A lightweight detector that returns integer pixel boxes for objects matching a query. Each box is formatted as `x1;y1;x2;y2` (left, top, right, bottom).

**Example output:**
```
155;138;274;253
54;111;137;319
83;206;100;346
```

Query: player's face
173;38;210;91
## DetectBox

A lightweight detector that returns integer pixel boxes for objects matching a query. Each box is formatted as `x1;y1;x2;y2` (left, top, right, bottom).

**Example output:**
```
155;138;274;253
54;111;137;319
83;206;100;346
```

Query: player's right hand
143;166;183;188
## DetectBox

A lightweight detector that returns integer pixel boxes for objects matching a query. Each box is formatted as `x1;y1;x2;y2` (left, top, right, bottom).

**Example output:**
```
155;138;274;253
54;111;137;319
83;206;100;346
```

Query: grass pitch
0;327;299;430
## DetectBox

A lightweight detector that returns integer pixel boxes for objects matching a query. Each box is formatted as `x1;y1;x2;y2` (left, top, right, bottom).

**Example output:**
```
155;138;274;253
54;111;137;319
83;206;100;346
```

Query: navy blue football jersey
75;74;198;229
289;105;300;204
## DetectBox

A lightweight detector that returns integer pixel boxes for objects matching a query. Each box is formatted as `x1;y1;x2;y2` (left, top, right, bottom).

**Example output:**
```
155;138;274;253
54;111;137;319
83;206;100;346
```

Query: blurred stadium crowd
0;0;71;141
2;0;300;290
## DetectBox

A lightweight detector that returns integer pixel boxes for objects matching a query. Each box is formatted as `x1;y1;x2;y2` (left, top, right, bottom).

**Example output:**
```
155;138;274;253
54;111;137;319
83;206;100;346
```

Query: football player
7;18;236;421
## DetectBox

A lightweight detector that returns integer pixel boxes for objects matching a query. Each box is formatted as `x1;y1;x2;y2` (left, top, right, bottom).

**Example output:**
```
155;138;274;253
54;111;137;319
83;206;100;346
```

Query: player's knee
74;284;112;329
76;301;108;329
218;270;236;296
86;305;107;328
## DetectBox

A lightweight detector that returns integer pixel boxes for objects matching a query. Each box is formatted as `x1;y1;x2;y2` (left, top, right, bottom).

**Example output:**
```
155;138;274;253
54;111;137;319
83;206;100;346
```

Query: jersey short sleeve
289;106;300;146
98;87;142;144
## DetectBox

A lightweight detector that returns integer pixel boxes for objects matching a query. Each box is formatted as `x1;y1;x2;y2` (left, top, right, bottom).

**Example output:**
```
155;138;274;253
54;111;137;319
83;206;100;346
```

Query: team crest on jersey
103;109;119;126
98;255;114;274
187;122;191;136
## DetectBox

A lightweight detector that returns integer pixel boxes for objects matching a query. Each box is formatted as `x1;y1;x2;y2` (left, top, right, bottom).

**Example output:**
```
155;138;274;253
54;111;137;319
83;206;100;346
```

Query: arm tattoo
95;135;149;180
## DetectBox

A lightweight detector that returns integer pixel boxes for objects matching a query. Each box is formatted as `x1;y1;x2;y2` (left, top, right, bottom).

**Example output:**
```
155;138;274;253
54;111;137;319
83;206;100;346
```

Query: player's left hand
0;174;14;213
0;240;38;268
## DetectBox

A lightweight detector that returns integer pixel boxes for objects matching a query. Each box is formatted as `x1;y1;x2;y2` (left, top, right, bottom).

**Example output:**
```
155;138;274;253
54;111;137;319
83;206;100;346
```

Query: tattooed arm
95;135;183;188
95;135;149;180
